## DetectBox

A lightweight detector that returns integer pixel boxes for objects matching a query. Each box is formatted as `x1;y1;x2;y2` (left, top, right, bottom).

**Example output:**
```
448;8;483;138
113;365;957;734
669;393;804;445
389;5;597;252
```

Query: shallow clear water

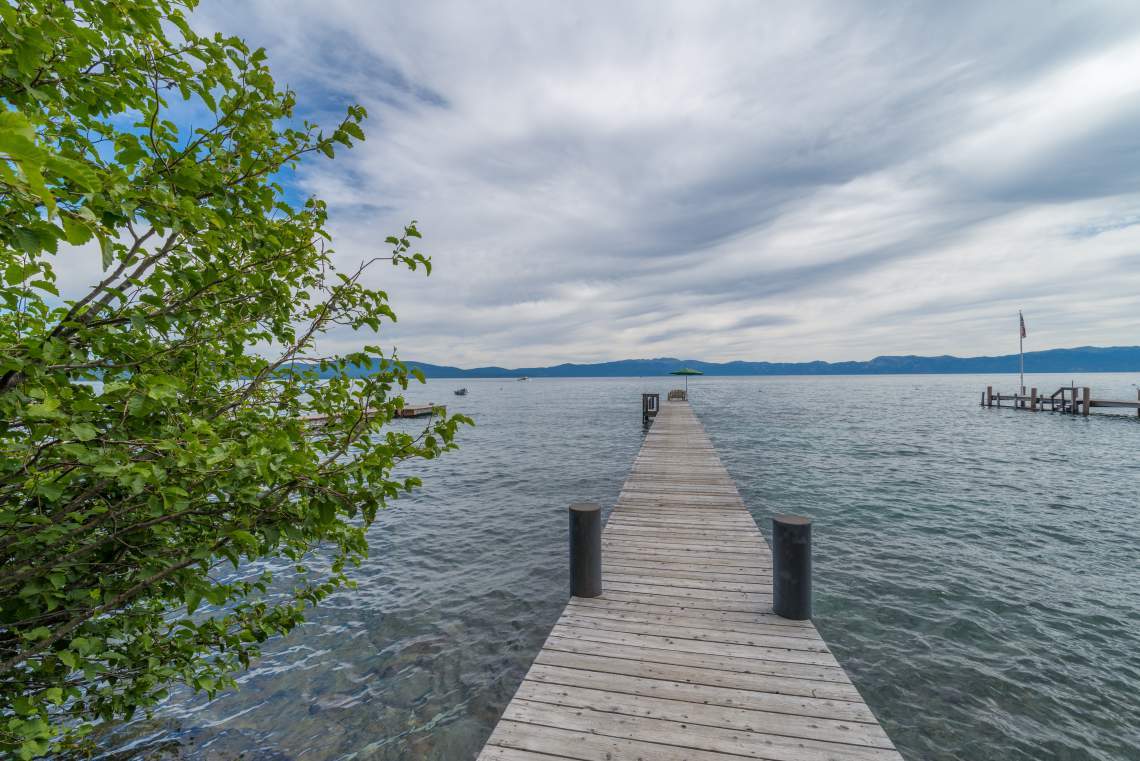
101;374;1140;760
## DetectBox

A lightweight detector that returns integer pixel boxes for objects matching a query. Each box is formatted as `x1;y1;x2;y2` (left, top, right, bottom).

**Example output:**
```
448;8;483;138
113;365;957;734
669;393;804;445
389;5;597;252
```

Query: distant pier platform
396;403;445;418
477;398;901;761
299;403;444;426
983;385;1140;417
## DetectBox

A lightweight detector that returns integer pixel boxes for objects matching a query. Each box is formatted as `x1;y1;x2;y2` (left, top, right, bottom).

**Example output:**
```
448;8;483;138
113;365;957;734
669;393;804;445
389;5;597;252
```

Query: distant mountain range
381;345;1140;378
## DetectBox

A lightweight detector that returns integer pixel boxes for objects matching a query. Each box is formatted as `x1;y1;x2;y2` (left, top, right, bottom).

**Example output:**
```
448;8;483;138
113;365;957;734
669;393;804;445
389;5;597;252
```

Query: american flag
1019;311;1027;339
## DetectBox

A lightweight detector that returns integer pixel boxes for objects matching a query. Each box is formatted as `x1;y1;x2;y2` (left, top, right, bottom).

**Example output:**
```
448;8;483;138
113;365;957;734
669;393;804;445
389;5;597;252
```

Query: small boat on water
454;388;468;396
517;376;529;381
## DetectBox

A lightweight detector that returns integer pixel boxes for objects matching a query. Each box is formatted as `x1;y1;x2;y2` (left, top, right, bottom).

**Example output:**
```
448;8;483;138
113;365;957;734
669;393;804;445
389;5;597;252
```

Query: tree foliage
0;1;468;756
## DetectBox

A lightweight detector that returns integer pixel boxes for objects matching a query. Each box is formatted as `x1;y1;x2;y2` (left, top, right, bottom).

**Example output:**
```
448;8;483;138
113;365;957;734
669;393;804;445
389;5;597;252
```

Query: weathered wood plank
558;614;825;651
565;596;814;627
563;601;819;637
499;700;900;760
603;562;772;582
532;649;865;701
525;663;875;719
480;720;762;761
513;680;895;748
548;624;836;666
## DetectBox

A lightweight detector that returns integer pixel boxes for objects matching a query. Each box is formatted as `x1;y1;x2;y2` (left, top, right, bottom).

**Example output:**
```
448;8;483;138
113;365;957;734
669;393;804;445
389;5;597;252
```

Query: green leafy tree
0;1;468;756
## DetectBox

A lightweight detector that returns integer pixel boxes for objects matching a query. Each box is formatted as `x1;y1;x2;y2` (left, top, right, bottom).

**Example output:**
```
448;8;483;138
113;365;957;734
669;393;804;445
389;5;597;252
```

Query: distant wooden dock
983;385;1140;417
395;403;445;418
477;399;901;761
299;403;444;426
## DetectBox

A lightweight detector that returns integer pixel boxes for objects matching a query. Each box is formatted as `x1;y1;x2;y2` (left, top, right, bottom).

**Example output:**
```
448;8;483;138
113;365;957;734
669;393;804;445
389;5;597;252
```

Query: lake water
100;374;1140;761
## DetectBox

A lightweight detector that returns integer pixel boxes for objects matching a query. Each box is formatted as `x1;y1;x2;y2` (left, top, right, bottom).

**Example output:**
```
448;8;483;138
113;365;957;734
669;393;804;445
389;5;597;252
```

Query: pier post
1082;387;1091;417
986;386;992;407
1137;389;1139;418
772;515;812;620
1030;387;1037;411
569;502;602;598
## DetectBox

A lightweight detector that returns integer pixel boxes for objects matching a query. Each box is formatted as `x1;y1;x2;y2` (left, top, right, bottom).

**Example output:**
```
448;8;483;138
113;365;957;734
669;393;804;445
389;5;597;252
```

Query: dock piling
568;502;602;598
772;514;812;620
1030;387;1037;411
1082;387;1091;417
986;386;993;407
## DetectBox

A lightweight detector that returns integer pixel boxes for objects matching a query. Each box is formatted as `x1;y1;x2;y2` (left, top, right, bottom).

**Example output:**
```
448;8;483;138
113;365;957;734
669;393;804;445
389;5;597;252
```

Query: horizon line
397;343;1140;372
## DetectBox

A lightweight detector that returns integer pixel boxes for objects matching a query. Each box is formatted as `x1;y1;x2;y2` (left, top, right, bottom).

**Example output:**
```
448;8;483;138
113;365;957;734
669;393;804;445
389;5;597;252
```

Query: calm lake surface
102;374;1140;761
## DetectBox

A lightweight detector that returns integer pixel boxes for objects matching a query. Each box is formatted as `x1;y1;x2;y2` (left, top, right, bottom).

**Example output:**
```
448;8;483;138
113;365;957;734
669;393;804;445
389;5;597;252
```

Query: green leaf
0;131;44;162
227;529;257;548
114;145;149;165
341;121;365;141
61;214;94;245
14;227;40;254
22;163;58;217
25;398;62;419
98;234;114;270
45;154;100;191
69;423;98;441
5;262;27;283
185;588;202;615
29;279;58;295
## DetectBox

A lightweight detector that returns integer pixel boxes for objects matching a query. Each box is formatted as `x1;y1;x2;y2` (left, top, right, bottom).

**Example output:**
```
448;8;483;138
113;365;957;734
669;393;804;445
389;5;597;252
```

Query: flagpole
1019;311;1025;394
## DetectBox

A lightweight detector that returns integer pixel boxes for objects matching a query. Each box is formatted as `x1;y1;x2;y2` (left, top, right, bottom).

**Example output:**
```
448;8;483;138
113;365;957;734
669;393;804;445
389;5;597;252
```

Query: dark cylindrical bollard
569;502;602;598
772;515;812;620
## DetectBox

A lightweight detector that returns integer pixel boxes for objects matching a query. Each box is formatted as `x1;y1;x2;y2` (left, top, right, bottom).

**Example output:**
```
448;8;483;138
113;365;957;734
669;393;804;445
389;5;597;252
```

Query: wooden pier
396;403;445;418
477;399;901;761
299;403;444;426
983;385;1140;417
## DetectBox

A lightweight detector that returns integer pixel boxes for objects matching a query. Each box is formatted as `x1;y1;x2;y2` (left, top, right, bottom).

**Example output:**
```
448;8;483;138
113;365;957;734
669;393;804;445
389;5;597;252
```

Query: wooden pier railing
477;398;901;761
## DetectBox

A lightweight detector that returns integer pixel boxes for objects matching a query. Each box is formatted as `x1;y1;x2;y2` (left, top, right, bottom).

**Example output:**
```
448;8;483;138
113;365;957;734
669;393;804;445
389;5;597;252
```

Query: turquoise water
100;375;1140;760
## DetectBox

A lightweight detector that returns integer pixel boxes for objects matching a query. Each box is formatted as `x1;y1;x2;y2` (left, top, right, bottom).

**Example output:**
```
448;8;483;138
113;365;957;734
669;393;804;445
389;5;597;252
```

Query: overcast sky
189;1;1140;366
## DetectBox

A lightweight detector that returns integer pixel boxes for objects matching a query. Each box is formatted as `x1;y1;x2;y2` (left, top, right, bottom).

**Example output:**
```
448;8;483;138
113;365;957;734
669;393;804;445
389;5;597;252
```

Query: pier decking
477;400;901;761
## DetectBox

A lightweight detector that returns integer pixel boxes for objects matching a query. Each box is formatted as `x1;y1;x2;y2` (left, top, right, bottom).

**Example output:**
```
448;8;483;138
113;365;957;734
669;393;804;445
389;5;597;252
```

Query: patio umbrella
669;367;704;393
